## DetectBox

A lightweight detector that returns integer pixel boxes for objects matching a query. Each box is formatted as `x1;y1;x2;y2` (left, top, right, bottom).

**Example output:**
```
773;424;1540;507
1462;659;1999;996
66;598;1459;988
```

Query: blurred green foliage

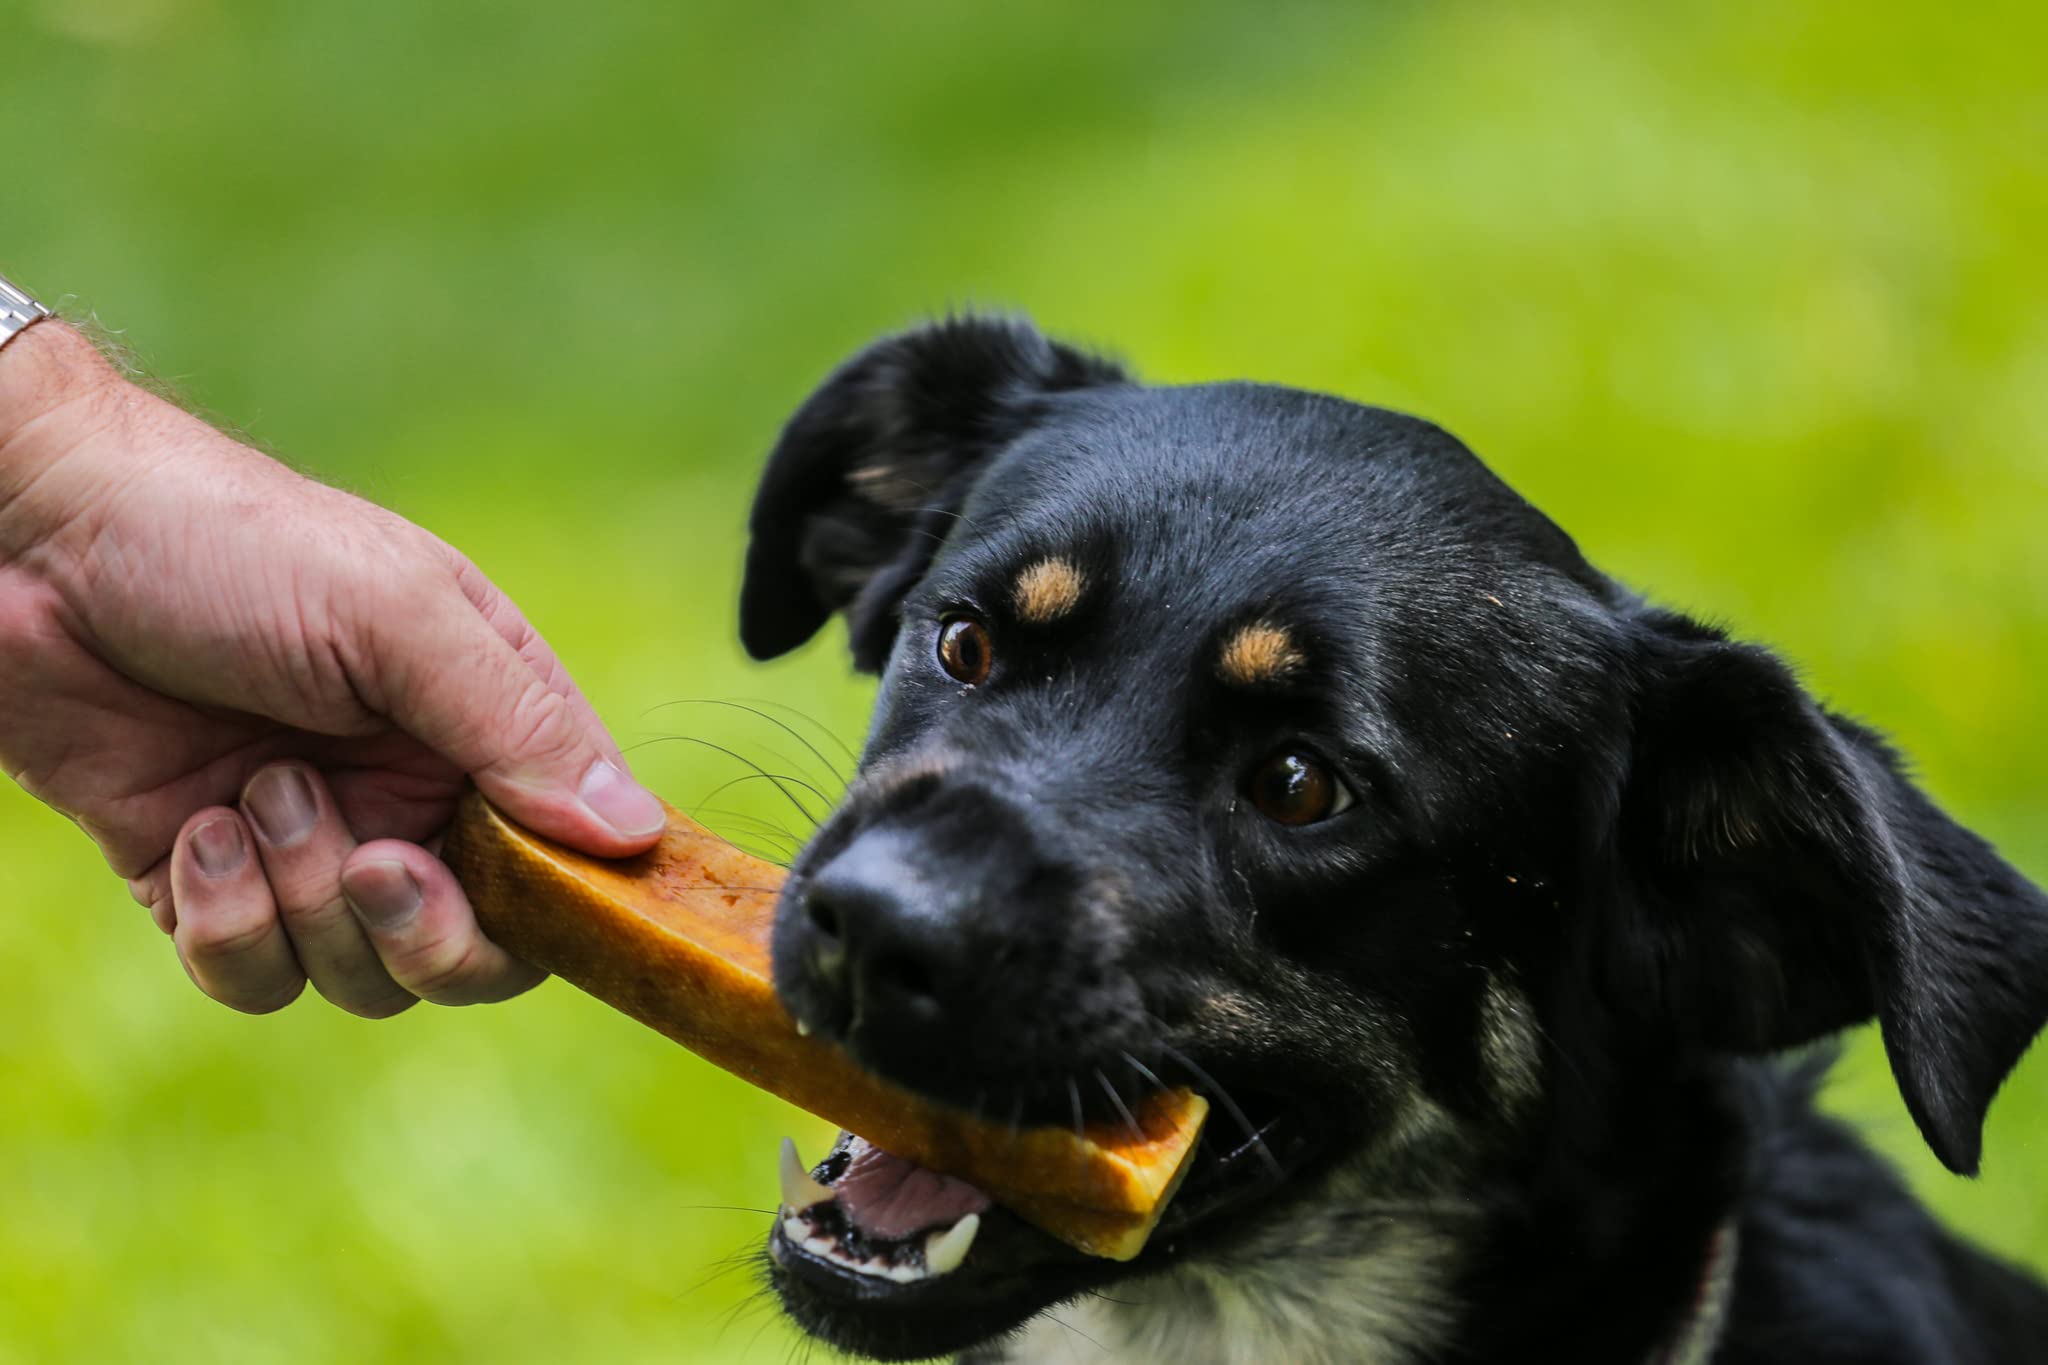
4;1;2046;1359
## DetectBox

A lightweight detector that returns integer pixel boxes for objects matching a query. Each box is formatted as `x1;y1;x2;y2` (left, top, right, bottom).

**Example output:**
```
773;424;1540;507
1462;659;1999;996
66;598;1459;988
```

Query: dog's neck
987;1054;1748;1365
993;1188;1470;1365
992;1216;1738;1365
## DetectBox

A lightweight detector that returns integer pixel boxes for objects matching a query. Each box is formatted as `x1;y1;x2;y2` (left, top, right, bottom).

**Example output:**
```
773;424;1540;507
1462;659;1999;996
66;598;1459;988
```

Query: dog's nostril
806;890;843;942
867;949;940;1011
799;845;956;1025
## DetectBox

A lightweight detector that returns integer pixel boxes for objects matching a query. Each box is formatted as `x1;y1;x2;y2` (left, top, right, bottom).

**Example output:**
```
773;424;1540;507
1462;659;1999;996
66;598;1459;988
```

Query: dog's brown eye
937;616;993;686
1248;752;1354;826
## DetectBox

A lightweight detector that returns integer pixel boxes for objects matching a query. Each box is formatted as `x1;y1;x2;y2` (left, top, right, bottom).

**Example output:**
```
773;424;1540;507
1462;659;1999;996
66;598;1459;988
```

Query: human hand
0;321;665;1015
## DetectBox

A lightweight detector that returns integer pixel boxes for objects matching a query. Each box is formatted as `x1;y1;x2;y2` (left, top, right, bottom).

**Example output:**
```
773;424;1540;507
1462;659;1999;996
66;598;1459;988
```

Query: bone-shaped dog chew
443;791;1208;1260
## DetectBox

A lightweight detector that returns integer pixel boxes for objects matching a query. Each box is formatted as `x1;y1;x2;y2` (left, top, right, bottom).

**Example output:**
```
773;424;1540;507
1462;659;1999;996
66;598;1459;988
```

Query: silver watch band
0;274;53;352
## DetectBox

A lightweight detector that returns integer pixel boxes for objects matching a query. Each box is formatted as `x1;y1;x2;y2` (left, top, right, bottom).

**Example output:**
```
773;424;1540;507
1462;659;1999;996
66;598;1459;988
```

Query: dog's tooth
780;1215;809;1240
923;1212;980;1276
839;1254;896;1279
778;1136;834;1211
796;1018;812;1037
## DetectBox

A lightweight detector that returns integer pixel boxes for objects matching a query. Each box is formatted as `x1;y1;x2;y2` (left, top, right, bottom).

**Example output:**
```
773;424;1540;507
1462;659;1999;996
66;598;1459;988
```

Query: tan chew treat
443;790;1208;1260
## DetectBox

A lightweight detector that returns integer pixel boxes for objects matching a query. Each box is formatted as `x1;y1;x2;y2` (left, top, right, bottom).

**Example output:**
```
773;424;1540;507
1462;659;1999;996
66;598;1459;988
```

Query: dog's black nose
770;782;1133;1104
793;831;956;1034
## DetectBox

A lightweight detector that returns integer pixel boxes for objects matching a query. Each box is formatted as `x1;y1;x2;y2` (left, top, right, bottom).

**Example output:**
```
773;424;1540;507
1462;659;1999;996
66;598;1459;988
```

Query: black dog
737;316;2048;1363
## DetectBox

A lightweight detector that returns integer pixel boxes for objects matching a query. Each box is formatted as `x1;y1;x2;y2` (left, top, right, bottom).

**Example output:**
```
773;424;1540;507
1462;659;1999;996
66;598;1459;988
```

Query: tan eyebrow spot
1013;557;1087;623
1218;622;1306;687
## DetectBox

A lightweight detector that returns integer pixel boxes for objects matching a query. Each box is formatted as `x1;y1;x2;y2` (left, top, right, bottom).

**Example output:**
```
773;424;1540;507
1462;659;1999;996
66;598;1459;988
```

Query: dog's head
739;317;2048;1361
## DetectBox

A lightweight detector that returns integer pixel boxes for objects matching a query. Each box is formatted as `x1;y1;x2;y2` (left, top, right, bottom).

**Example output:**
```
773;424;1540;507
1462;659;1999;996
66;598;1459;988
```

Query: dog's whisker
689;802;805;839
671;805;798;867
650;697;854;785
638;733;830;827
688;736;843;806
912;502;984;534
678;1244;765;1303
743;1294;791;1357
1067;1074;1087;1145
1121;1048;1168;1099
644;735;835;818
1045;1310;1108;1353
684;765;835;818
674;1203;778;1216
727;695;864;770
688;806;803;860
1215;1116;1286;1167
689;774;821;838
899;487;996;557
679;810;798;863
1159;1041;1283;1180
1084;1287;1149;1307
1096;1066;1146;1145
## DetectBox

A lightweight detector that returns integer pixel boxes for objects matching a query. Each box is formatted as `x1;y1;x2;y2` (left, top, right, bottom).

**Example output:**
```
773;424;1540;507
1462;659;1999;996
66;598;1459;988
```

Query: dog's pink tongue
835;1135;992;1240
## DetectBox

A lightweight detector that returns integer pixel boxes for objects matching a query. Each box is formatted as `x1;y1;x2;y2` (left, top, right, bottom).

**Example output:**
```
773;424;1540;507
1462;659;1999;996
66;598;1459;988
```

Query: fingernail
189;817;247;878
342;860;422;931
579;758;666;839
245;765;318;848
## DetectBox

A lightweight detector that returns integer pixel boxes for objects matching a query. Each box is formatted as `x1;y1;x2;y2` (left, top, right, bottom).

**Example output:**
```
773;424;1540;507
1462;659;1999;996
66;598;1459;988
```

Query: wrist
0;320;125;535
0;319;120;452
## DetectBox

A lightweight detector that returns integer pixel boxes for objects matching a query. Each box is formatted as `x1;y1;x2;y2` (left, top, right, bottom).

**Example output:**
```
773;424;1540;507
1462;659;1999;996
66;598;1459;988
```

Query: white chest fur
995;1206;1466;1365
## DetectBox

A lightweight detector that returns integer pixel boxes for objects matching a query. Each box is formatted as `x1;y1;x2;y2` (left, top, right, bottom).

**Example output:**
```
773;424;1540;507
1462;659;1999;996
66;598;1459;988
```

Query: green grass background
4;1;2046;1359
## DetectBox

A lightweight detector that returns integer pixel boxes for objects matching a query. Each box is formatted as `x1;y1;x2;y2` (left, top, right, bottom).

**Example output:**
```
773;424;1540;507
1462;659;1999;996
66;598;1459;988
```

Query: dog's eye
1247;752;1354;826
937;616;993;686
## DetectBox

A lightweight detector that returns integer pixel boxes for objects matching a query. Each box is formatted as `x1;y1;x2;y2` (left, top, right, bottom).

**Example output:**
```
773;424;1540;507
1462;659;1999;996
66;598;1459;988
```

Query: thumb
373;592;666;856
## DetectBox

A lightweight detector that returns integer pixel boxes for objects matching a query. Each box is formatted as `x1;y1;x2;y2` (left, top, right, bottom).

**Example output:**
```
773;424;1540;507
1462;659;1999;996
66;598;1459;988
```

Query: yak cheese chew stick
443;790;1208;1260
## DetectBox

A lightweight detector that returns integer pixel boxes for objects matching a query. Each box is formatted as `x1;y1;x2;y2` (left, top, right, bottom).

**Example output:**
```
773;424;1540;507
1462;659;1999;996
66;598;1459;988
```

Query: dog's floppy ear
739;316;1125;669
1609;613;2048;1174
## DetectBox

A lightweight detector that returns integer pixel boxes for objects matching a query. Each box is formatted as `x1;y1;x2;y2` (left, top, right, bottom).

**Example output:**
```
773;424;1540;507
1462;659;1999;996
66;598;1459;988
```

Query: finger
339;840;546;1006
363;581;665;855
169;808;307;1013
130;869;177;935
241;763;416;1020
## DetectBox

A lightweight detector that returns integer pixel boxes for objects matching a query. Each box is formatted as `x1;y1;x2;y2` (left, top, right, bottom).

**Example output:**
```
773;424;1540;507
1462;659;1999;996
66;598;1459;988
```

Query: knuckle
276;890;355;934
392;936;490;1004
182;908;284;965
491;682;579;766
130;878;177;934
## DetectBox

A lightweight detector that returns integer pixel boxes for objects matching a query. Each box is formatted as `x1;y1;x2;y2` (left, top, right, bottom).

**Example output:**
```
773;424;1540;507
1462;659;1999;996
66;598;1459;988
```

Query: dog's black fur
739;317;2048;1363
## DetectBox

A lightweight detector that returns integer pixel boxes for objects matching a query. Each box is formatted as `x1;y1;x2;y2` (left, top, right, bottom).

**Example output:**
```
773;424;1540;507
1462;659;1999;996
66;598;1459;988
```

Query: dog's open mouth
767;1088;1324;1361
773;1133;994;1287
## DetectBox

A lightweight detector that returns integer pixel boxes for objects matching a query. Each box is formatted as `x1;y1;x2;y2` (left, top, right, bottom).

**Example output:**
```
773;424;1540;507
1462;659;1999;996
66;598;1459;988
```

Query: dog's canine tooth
924;1212;981;1276
779;1136;835;1211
